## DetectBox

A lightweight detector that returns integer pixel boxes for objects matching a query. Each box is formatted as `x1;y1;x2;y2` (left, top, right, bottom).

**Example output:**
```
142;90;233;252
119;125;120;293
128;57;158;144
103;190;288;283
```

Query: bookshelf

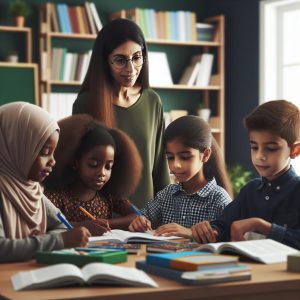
38;3;225;153
0;25;32;63
0;26;39;106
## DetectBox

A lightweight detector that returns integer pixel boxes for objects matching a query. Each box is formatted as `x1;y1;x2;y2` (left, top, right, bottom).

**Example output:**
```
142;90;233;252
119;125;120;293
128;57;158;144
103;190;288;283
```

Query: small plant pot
14;16;25;27
197;108;211;122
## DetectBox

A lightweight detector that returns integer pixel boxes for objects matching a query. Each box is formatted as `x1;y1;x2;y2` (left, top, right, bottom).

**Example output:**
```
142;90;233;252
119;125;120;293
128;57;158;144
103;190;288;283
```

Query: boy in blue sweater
192;100;300;249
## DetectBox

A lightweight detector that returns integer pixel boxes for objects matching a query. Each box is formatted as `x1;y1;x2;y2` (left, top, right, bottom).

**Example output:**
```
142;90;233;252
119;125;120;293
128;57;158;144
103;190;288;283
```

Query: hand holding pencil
76;204;111;236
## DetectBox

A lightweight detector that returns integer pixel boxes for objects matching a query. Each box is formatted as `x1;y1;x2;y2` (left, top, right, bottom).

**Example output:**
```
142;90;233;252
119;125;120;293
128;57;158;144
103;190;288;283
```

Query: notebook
89;229;180;244
195;239;298;264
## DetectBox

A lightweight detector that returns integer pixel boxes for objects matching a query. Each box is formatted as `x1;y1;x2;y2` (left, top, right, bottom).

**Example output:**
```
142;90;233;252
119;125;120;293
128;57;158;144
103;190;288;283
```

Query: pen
57;212;73;230
77;204;111;232
130;203;152;232
130;203;142;216
77;205;96;221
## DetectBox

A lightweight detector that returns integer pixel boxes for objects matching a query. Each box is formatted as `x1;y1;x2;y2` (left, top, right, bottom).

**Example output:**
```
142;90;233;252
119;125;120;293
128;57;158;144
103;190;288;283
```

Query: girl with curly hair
44;114;142;236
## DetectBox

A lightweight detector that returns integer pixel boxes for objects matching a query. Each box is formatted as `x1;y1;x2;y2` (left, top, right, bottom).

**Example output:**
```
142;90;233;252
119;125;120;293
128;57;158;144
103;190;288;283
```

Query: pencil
77;205;96;221
77;204;112;232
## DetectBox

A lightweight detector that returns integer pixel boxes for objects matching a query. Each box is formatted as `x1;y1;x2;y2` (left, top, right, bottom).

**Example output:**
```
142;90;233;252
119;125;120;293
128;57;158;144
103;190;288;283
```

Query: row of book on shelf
41;93;76;120
45;2;102;34
111;8;215;42
45;3;215;42
45;48;92;83
43;48;214;87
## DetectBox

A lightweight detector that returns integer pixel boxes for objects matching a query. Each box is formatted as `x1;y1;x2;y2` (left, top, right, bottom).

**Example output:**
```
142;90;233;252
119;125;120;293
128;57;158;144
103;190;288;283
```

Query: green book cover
36;249;127;267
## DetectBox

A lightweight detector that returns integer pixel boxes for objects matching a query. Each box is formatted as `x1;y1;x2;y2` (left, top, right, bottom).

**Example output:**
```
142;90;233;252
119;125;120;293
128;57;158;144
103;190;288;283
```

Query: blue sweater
211;167;300;249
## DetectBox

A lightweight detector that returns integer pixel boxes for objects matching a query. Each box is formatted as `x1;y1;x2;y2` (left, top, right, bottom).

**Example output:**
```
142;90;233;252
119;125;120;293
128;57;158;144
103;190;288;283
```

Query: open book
196;239;298;264
89;229;180;244
11;262;158;291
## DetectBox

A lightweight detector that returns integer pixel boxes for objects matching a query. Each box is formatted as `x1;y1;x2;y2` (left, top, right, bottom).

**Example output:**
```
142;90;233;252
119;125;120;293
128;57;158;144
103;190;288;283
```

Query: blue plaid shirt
141;178;231;229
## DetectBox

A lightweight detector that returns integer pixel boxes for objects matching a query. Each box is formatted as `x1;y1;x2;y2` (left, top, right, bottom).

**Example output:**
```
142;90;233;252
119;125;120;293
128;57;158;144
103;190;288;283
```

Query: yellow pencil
77;205;96;221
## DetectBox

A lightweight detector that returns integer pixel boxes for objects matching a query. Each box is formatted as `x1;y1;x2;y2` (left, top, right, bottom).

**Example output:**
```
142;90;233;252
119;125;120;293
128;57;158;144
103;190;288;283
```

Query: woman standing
73;18;170;208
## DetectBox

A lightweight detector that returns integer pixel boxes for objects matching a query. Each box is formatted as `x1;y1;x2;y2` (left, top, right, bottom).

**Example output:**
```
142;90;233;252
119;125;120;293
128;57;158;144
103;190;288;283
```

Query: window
260;0;300;173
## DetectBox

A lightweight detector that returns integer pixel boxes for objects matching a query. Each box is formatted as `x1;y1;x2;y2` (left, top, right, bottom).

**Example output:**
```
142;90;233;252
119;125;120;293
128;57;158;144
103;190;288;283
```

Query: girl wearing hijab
0;102;91;262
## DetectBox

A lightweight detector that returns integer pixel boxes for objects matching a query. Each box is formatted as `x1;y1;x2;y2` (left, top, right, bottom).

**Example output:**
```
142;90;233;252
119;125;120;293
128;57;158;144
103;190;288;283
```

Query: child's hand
61;227;91;248
128;216;152;232
73;219;111;236
230;218;272;241
154;223;192;239
191;221;218;244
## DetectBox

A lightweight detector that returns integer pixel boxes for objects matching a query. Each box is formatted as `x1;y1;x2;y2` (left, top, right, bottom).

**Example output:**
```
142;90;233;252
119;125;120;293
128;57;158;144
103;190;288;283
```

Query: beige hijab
0;102;59;239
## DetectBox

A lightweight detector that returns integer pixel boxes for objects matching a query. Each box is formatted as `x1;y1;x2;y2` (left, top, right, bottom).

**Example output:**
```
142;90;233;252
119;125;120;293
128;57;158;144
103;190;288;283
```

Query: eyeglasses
110;55;144;69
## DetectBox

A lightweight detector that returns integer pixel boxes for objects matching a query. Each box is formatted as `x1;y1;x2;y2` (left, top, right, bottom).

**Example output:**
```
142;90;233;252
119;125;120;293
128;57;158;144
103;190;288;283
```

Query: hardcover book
136;261;251;285
12;263;158;291
147;241;200;253
35;248;127;267
146;251;238;271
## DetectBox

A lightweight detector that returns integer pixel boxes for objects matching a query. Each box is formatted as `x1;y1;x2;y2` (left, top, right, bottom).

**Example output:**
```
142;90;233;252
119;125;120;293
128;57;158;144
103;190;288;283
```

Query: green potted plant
228;164;252;196
9;0;31;27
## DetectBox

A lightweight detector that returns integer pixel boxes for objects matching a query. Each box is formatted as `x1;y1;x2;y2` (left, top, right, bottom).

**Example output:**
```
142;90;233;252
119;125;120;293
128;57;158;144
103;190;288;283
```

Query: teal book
146;251;238;271
136;261;251;285
36;248;127;267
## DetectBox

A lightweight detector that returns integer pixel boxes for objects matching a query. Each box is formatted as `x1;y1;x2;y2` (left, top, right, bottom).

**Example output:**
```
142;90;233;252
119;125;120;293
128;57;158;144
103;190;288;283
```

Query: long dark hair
163;115;233;197
79;18;150;127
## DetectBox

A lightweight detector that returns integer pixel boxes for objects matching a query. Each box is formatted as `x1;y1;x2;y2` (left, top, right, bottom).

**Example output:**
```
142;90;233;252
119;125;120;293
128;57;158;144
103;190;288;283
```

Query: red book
68;6;79;34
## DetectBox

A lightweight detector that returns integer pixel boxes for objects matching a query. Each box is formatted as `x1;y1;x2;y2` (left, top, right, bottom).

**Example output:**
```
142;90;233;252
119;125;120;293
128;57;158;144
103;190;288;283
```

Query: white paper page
82;263;158;287
11;263;83;291
221;239;298;264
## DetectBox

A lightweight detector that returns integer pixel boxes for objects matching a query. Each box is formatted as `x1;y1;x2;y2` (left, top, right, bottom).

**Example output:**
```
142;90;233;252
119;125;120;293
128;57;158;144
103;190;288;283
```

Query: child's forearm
253;218;272;236
108;214;136;230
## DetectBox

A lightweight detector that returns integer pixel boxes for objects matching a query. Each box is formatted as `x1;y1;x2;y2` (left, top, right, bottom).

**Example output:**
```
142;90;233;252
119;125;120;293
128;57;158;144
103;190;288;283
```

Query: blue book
146;251;239;271
136;261;251;285
146;251;207;268
57;4;71;33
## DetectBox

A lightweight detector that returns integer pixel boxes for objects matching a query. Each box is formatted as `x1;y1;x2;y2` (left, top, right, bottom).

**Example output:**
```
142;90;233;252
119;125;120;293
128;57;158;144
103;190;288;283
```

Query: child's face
28;131;59;182
249;130;292;181
75;145;114;192
166;139;209;184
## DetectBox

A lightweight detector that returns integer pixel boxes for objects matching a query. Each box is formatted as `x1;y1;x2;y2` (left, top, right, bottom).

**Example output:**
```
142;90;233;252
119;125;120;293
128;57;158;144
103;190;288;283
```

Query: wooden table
1;253;300;300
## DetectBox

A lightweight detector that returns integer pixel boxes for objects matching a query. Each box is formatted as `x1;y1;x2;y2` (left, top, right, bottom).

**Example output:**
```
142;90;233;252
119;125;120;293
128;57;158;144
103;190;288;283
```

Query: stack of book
136;251;252;285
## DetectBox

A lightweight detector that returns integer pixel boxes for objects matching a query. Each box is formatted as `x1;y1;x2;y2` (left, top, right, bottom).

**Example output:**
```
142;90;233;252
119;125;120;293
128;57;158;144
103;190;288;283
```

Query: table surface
1;249;300;300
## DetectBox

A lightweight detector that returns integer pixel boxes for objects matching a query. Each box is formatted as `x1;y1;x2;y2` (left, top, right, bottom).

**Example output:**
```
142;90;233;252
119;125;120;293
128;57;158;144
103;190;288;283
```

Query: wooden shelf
0;26;32;63
41;32;97;40
147;39;221;47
